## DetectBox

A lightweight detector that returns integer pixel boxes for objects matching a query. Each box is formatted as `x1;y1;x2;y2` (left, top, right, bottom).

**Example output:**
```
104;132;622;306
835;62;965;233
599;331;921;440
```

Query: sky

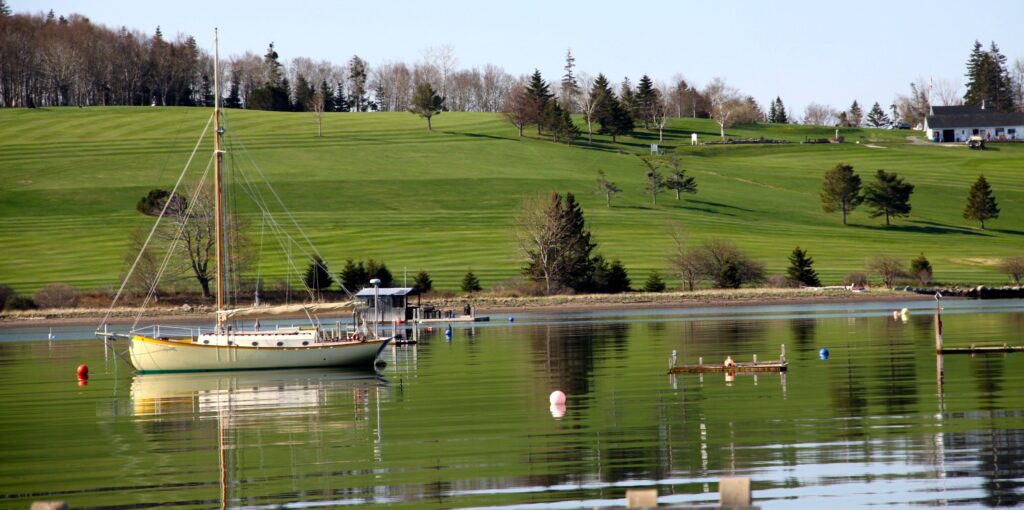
16;0;1024;115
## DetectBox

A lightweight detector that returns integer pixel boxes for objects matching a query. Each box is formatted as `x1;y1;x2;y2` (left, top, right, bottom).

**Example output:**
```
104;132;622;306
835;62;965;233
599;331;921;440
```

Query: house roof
930;105;984;115
355;287;418;297
927;110;1024;129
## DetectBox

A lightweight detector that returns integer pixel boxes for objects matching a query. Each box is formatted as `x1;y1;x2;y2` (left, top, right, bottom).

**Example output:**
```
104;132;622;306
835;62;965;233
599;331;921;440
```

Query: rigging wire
99;113;215;330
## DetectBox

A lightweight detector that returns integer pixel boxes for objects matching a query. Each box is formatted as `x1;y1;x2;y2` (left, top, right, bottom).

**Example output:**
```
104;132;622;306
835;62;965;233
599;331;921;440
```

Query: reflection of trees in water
700;320;768;355
829;348;868;425
943;419;1024;506
972;356;1004;411
527;321;630;398
872;320;918;415
789;318;817;362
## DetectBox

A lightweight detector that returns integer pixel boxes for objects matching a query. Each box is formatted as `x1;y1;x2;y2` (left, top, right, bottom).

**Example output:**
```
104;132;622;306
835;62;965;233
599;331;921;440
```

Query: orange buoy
76;364;89;379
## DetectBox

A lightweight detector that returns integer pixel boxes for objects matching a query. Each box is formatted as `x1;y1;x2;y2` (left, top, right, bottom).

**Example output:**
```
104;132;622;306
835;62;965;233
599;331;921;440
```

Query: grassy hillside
0;107;1021;294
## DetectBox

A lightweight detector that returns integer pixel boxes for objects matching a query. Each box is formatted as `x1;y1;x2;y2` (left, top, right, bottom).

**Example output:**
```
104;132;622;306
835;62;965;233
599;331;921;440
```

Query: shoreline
0;289;940;329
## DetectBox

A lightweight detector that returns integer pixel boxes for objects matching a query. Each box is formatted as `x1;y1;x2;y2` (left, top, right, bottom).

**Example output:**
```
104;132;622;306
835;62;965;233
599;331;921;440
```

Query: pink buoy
77;364;89;379
549;390;566;405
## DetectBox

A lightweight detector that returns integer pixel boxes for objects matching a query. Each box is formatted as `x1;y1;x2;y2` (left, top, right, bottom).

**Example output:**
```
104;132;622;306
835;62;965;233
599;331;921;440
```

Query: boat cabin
355;287;420;323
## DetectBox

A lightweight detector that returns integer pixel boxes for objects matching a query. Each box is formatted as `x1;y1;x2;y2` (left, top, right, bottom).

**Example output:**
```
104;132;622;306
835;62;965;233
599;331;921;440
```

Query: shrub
0;284;13;310
867;256;906;289
365;259;394;287
999;256;1023;285
765;274;799;288
33;283;80;309
5;295;36;310
909;253;933;285
136;189;186;216
412;271;433;293
698;238;765;288
643;271;667;292
844;272;869;287
461;271;482;293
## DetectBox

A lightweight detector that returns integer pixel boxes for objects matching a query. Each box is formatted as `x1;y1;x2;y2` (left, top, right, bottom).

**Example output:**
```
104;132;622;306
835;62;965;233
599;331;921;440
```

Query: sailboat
97;31;391;372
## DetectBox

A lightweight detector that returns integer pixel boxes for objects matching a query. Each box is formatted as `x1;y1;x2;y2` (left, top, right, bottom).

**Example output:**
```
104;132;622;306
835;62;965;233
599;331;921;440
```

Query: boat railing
130;324;208;341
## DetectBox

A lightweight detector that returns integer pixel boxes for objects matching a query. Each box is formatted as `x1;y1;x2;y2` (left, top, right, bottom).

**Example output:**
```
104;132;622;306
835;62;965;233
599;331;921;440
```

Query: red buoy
77;364;89;379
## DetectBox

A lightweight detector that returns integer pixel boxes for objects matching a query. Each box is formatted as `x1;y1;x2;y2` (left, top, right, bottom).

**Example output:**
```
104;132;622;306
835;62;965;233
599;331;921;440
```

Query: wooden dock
939;344;1023;354
417;315;490;324
667;345;787;374
669;361;787;374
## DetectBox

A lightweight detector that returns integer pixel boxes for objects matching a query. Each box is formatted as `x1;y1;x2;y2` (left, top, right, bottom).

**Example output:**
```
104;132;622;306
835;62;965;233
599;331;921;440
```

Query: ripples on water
0;299;1022;509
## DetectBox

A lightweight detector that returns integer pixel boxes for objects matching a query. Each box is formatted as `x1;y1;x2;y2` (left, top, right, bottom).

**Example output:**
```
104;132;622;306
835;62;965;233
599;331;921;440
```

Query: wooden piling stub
625;488;658;508
720;477;752;506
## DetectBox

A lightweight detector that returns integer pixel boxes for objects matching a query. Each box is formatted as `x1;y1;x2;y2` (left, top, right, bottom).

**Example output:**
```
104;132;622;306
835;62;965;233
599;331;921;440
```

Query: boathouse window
252;342;259;346
277;341;284;347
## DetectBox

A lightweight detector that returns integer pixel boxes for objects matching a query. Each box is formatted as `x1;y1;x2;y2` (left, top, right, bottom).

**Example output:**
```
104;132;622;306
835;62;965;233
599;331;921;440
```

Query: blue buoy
508;316;515;322
444;324;453;340
819;348;830;360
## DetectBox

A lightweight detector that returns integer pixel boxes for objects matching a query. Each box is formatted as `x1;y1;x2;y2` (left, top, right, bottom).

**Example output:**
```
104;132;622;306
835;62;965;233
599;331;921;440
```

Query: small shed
355;287;420;323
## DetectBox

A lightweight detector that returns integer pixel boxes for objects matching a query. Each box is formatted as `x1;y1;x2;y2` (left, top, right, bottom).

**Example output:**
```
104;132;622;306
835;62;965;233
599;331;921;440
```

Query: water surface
1;299;1022;508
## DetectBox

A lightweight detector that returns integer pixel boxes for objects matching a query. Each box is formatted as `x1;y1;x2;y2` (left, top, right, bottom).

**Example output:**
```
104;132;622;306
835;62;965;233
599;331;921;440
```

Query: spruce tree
365;259;394;287
560;193;597;291
786;247;821;287
963;174;1000;229
768;99;778;123
224;71;242;108
412;271;433;293
864;169;914;225
560;49;579;112
303;257;333;298
461;270;482;293
619;77;637;121
849;100;863;127
340;259;368;291
866;102;890;128
0;0;12;16
821;163;863;225
643;271;667;292
408;82;444;130
775;97;788;124
319;80;335;112
636;75;657;129
526;70;552;134
963;40;987;106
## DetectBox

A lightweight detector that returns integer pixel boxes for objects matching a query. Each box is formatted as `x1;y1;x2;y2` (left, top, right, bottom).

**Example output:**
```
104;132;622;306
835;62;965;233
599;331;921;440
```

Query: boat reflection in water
130;368;389;509
131;368;386;423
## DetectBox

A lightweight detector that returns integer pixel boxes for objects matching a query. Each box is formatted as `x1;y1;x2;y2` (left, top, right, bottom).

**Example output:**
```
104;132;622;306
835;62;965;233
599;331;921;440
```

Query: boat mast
214;28;225;325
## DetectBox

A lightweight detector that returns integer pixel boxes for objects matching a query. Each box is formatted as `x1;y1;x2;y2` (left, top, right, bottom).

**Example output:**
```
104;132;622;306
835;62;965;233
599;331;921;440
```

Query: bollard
720;477;752;507
625;488;657;508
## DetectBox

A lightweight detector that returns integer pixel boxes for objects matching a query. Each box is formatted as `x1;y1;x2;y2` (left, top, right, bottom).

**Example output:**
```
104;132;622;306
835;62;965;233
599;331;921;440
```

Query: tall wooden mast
213;28;225;321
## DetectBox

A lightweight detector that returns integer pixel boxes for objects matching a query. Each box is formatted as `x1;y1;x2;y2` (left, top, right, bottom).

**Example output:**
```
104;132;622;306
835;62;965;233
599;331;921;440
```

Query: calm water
1;299;1023;509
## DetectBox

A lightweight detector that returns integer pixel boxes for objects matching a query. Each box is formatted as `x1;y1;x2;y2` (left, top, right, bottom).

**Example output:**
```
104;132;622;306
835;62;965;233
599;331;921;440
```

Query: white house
924;105;1024;143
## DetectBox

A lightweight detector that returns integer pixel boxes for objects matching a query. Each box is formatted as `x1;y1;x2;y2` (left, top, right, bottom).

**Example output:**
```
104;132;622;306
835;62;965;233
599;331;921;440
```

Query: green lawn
0;106;1021;294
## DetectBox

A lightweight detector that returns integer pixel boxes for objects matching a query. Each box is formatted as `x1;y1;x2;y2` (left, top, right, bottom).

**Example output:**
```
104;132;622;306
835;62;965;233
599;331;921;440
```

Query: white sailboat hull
128;334;390;373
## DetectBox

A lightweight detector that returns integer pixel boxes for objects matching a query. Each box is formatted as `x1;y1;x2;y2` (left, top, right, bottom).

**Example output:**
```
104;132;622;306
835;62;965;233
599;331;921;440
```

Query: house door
942;130;954;142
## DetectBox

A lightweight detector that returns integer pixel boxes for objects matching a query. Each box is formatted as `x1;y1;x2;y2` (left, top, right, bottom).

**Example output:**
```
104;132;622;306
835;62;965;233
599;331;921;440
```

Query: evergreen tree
603;259;631;293
540;100;562;136
786;247;821;287
864;169;914;225
412;271;433;293
408;82;444;130
263;42;283;86
619;77;638;121
641;158;665;205
596;170;622;207
460;270;482;293
866;102;890;128
340;259;368;292
910;253;933;285
963;40;1014;110
636;75;657;129
303;257;333;298
224;71;242;108
666;167;698;200
821;162;863;225
319;80;335;112
775;97;788;124
560;49;579;112
348;55;370;111
334;81;350;112
552;106;580;144
200;74;214;107
365;259;394;287
643;271;667;292
0;0;12;16
293;74;315;111
849;100;863;127
560;193;597;291
601;94;634;142
526;69;553;134
963;174;1000;229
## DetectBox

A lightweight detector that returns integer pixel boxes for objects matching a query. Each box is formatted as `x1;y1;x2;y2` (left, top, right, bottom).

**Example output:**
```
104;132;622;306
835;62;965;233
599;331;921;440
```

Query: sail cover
218;301;356;319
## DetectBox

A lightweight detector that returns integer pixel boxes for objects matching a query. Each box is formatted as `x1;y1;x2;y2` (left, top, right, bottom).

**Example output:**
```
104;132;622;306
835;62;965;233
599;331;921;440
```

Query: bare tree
501;83;534;137
641;158;665;205
576;73;600;144
309;89;325;137
803;103;837;126
421;44;456;99
668;226;703;291
162;187;216;298
704;77;743;139
933;78;963;106
514;193;573;295
651;92;670;142
1012;57;1024;112
867;255;906;288
999;255;1023;284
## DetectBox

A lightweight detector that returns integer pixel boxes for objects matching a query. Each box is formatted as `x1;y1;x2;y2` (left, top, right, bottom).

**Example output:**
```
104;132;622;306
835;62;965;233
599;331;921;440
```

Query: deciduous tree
704;77;743;139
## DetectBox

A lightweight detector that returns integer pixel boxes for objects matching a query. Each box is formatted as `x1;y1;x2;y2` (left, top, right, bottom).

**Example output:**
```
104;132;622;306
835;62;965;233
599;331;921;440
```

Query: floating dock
667;345;787;374
417;315;490;324
939;344;1023;354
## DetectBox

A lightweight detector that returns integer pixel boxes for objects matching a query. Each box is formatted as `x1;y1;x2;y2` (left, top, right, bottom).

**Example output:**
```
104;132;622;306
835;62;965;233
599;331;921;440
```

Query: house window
995;128;1005;135
972;128;980;135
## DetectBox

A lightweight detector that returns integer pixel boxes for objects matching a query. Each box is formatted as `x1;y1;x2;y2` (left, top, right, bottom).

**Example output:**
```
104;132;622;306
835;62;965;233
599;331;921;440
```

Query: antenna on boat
214;28;226;331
